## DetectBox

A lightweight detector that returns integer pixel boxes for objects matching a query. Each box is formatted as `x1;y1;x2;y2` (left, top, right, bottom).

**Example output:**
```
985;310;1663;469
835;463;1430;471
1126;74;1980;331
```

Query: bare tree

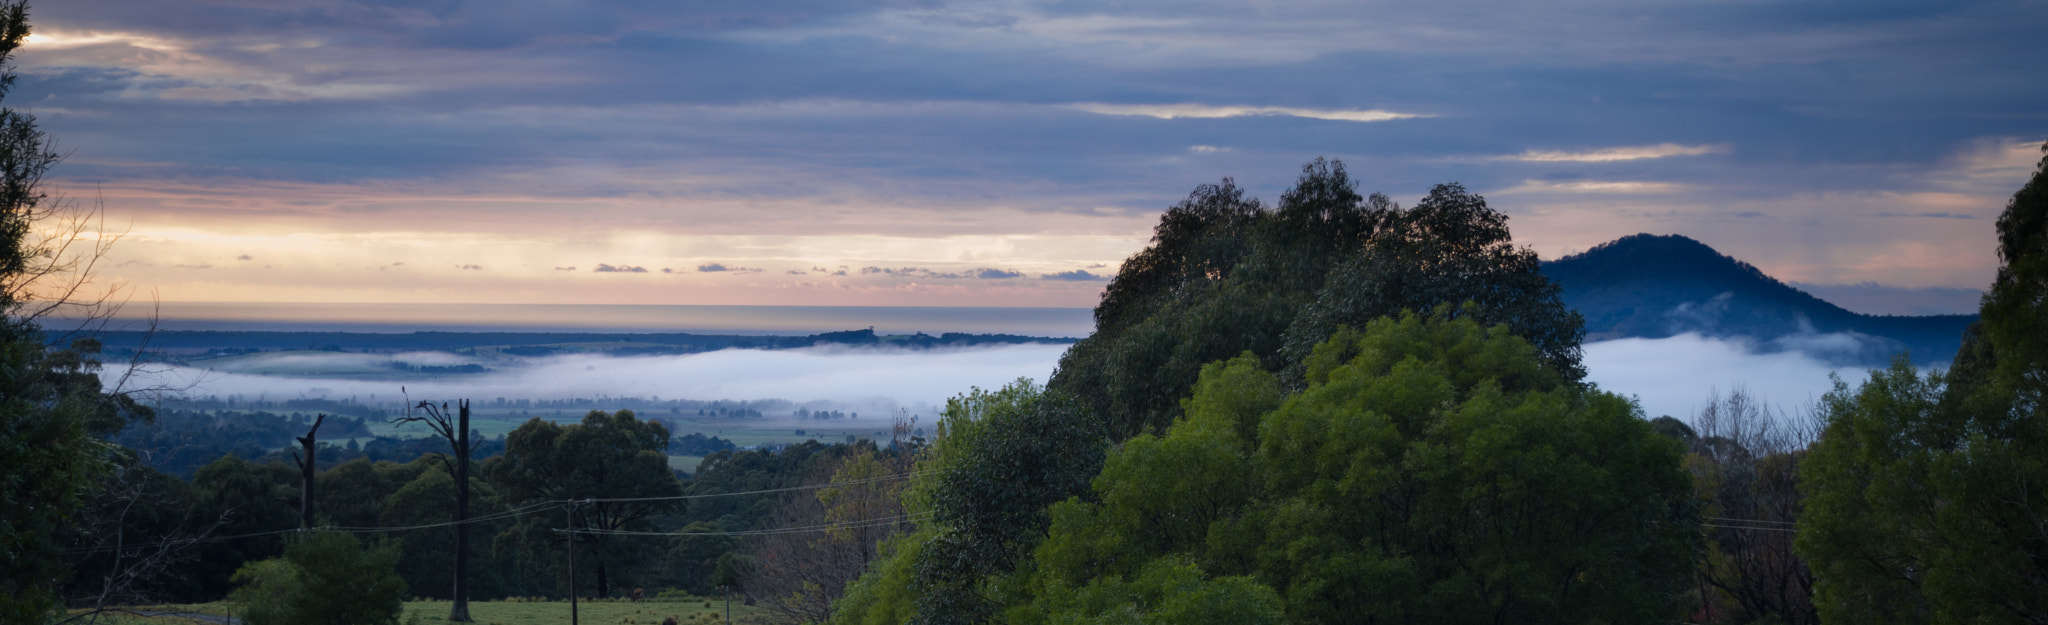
746;450;915;625
58;460;226;625
392;398;476;623
1688;387;1824;624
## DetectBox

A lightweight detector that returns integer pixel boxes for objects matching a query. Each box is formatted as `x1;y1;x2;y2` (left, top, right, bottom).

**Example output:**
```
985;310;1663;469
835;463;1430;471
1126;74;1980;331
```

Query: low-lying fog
121;333;1921;428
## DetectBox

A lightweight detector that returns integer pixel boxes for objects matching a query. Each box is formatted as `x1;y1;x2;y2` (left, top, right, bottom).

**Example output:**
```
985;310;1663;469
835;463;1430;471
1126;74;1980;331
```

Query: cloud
554;266;577;271
593;263;650;273
1501;180;1689;194
1507;143;1728;163
1066;103;1428;123
458;264;483;270
1875;212;1975;219
171;263;211;269
973;268;1022;279
1583;333;1873;422
236;254;251;261
1041;269;1106;281
1187;145;1230;154
700;263;762;273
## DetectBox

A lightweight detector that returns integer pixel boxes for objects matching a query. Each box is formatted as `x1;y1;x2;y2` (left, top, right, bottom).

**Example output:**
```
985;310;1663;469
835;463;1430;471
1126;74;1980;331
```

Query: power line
562;512;933;538
59;469;930;556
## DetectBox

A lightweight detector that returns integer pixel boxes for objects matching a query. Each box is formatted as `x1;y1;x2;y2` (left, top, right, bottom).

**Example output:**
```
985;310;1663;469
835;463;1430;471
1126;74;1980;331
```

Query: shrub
229;531;407;625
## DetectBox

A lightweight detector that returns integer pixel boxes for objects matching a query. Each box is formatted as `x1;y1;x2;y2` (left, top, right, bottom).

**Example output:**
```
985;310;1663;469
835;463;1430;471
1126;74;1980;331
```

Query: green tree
1797;143;2048;625
485;409;681;599
0;1;148;618
1011;312;1698;625
1280;182;1584;381
229;531;406;625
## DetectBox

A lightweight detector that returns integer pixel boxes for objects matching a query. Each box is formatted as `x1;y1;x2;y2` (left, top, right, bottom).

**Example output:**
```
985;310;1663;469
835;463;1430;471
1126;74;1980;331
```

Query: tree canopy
852;159;1590;625
1008;312;1695;625
1796;143;2048;625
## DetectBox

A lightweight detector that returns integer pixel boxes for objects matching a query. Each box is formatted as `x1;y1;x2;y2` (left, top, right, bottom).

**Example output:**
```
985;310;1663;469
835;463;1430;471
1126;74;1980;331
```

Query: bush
230;531;407;625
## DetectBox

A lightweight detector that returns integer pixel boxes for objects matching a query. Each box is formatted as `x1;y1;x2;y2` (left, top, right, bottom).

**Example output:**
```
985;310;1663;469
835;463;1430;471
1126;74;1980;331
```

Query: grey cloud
1041;269;1106;281
554;266;577;271
699;263;729;272
236;254;252;260
594;263;650;273
973;268;1023;279
458;264;483;270
1875;212;1975;219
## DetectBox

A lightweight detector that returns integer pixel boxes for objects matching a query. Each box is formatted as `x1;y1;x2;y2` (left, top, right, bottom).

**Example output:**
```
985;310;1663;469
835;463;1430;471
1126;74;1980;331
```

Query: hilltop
1541;233;1975;364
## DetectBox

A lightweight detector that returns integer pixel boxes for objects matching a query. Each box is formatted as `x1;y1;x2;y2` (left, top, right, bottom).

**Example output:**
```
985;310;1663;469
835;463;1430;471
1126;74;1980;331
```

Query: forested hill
1541;233;1975;364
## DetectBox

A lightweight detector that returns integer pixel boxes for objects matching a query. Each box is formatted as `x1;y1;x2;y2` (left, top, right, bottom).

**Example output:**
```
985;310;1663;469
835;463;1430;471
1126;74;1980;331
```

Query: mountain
1540;234;1976;365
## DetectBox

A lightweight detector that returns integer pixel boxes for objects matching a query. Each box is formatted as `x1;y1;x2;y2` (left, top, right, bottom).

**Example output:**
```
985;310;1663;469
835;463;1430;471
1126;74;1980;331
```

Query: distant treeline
114;408;740;477
74;408;892;606
83;327;1076;357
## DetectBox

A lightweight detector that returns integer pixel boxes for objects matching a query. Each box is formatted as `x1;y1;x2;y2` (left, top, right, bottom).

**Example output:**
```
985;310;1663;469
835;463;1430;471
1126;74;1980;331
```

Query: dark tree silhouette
290;413;327;529
392;399;475;623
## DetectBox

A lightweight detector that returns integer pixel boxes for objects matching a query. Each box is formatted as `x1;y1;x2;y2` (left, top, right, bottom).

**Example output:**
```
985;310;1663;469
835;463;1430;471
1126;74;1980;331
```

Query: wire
1704;516;1796;526
57;469;930;556
577;470;932;503
561;512;933;537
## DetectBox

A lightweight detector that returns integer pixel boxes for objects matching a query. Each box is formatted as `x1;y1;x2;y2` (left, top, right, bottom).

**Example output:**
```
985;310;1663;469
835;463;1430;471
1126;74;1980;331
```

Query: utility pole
567;502;579;625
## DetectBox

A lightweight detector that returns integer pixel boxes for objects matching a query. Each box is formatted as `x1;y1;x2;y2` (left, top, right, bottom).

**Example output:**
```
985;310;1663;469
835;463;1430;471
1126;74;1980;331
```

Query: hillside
1541;234;1976;365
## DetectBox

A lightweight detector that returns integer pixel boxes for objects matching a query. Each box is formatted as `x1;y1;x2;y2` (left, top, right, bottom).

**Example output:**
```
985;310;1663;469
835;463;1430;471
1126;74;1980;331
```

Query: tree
1279;182;1584;382
1684;388;1820;624
228;531;406;625
0;1;147;619
1010;311;1699;625
486;410;681;599
747;449;915;625
391;399;476;621
854;160;1587;625
1797;142;2048;624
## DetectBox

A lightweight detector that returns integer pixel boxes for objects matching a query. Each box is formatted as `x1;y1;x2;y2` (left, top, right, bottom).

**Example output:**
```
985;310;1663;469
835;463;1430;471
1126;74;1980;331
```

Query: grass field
77;597;766;625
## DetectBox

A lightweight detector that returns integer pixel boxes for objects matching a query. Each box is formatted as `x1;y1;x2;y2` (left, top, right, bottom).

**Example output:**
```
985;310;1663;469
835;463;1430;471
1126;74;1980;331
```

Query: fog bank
132;343;1069;414
1584;333;1878;421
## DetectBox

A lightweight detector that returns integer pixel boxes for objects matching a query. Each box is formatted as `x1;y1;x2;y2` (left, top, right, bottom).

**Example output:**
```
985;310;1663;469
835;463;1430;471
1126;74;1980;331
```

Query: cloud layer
18;0;2045;307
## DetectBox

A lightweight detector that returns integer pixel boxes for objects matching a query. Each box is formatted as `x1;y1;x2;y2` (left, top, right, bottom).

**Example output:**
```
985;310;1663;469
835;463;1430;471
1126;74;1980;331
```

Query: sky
17;0;2048;311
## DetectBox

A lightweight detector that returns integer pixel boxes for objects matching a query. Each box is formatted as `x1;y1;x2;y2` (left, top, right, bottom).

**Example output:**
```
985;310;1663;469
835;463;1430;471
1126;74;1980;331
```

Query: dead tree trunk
290;414;327;529
452;400;471;622
396;399;475;622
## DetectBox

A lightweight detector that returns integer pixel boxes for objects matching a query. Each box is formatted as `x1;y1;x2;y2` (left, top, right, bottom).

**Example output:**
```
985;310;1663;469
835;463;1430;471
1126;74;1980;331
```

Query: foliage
827;160;1588;625
1010;312;1698;625
1797;143;2048;625
228;531;406;625
1282;182;1584;380
486;410;682;599
747;450;916;625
